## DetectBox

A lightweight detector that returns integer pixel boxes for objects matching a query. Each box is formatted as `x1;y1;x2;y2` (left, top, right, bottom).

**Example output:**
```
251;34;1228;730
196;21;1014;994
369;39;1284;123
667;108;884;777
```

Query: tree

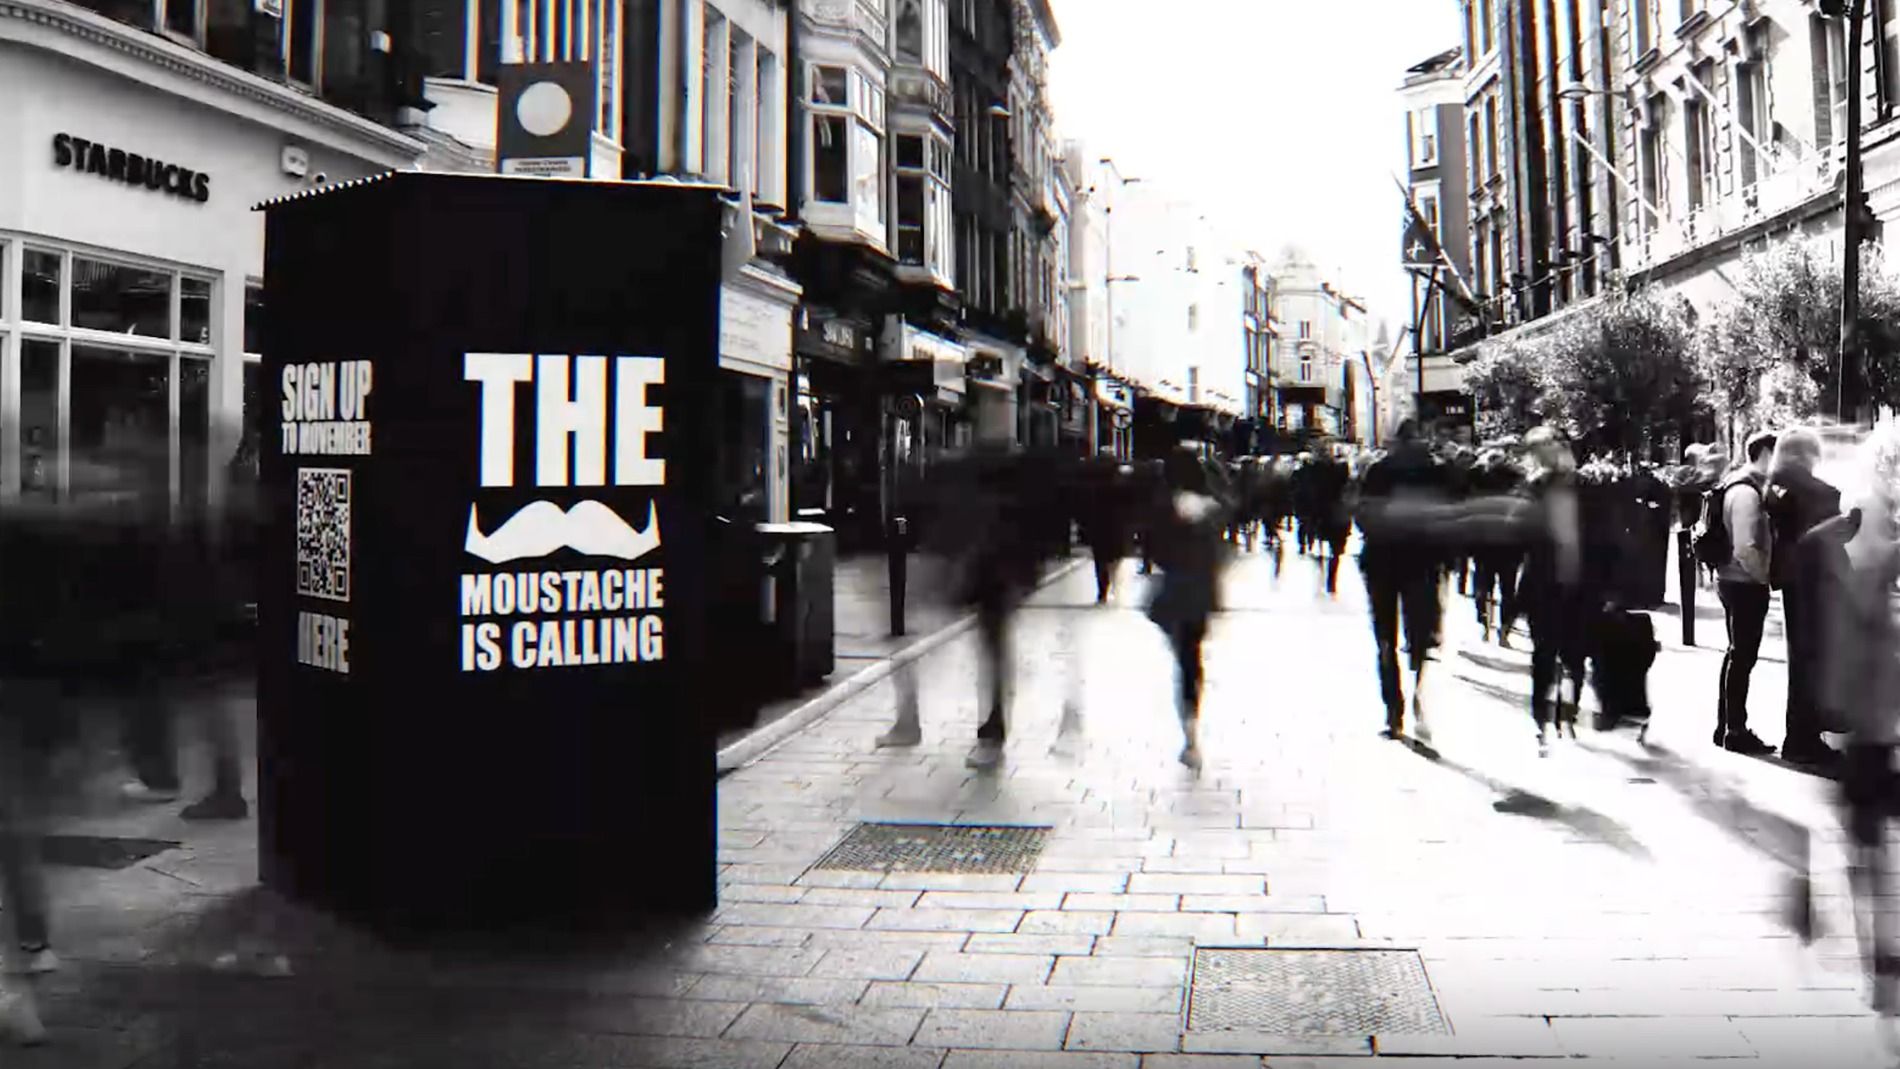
1465;334;1544;443
1701;240;1900;432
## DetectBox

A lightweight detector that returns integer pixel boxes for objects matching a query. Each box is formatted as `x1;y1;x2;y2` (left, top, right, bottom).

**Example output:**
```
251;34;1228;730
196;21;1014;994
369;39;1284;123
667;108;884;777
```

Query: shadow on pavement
1399;739;1652;860
1456;649;1532;677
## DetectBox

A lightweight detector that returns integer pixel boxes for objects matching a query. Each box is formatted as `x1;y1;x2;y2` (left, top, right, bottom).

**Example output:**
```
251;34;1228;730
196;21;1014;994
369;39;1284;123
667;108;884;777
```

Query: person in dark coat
1355;421;1452;741
1520;427;1587;753
1469;449;1527;644
1078;454;1135;604
1765;427;1844;768
1145;446;1231;770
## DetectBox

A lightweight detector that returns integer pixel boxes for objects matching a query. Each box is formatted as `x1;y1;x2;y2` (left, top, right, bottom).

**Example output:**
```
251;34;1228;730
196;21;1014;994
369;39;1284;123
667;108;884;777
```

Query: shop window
181;277;213;347
23;250;61;325
21;341;59;502
72;258;172;339
244;284;265;355
181;357;211;518
69;346;170;517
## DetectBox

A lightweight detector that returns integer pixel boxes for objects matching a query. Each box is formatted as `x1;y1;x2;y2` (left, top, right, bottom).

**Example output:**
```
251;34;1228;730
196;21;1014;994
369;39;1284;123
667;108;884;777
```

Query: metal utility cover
813;823;1050;874
1188;948;1449;1036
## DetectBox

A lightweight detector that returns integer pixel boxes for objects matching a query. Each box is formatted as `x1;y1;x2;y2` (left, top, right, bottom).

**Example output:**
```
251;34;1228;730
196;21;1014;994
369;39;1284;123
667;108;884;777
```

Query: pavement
7;537;1897;1068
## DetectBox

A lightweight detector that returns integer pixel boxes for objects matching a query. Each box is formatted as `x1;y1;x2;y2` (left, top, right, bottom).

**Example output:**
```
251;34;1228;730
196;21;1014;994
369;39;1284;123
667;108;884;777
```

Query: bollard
888;516;909;638
1677;528;1696;647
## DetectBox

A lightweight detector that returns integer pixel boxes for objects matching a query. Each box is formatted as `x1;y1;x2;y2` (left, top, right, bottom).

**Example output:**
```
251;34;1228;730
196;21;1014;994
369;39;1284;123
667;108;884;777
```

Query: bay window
809;63;887;239
893;134;953;284
811;66;850;203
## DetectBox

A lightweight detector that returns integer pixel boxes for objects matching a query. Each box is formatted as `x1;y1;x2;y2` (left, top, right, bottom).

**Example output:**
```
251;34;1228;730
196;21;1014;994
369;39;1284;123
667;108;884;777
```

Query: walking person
1806;441;1900;1025
1144;446;1232;771
1764;427;1843;768
1356;421;1451;742
1707;430;1777;756
1519;427;1587;754
1470;449;1527;645
1078;453;1134;604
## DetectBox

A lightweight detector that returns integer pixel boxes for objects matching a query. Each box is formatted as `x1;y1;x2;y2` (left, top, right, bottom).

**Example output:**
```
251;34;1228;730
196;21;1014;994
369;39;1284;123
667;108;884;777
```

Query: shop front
792;307;880;548
0;9;421;528
717;266;800;527
1418;389;1475;445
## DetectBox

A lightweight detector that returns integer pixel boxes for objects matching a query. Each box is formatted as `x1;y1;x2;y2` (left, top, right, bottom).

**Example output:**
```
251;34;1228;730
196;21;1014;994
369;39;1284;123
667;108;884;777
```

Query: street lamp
1558;80;1606;101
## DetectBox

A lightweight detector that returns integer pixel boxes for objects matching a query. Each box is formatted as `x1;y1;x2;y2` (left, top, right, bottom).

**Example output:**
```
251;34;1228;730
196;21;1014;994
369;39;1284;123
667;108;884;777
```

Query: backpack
1693;475;1758;568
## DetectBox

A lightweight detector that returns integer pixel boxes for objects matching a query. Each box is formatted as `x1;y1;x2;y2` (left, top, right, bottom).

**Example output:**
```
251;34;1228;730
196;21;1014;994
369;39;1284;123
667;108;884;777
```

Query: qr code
295;467;352;602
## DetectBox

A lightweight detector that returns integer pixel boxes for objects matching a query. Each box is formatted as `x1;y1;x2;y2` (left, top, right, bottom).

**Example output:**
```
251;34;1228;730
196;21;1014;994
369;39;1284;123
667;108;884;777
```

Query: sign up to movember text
458;353;666;672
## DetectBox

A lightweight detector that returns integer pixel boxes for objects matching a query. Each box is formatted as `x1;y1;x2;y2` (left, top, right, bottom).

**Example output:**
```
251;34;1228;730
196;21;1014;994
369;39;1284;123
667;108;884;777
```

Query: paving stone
799;870;892;890
1110;912;1238;941
918;891;1066;911
880;873;1027;892
608;1036;796;1069
719;884;808;904
859;981;1009;1010
780;1042;948;1069
964;933;1098;956
1064;894;1181;913
1232;913;1359;944
666;944;828;977
1127;875;1266;896
804;930;970;952
808;947;927;982
1065;1011;1184;1053
1547;1016;1756;1059
867;908;1025;934
1092;936;1199;958
716;902;877;930
709;926;818;947
802;887;926;909
913;950;1056;985
1136;1057;1263;1069
688;975;872;1006
545;996;750;1038
1177;896;1326;914
1178;1033;1372;1057
1021;910;1116;936
1022;873;1131;895
1140;857;1232;874
1374;1015;1563;1058
914;1008;1073;1051
1004;983;1185;1014
725;1003;926;1047
941;1052;1138;1069
1049;955;1191;988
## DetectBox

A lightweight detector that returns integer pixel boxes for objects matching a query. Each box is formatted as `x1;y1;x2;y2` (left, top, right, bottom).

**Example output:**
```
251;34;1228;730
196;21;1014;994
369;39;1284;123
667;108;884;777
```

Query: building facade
0;0;427;525
1402;46;1477;436
1268;248;1369;442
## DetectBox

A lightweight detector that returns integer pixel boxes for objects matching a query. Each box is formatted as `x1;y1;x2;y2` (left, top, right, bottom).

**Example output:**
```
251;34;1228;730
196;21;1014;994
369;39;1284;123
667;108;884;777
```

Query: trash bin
757;522;836;691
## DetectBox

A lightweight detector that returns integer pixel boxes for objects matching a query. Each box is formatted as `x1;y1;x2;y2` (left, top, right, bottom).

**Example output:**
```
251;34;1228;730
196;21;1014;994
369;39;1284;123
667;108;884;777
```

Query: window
1633;0;1654;59
1468;112;1483;188
1187;304;1199;332
244;284;265;355
1420;192;1440;234
700;7;726;179
181;276;213;345
21;341;57;503
1484;96;1500;179
811;65;850;203
1479;0;1493;53
1737;56;1767;188
23;249;61;325
1685;63;1716;211
72;258;172;338
895;0;922;63
1412;107;1438;167
284;0;321;85
755;49;779;202
1299;352;1313;382
896;173;925;263
71;346;172;516
1465;0;1478;59
1640;96;1665;224
1297;320;1312;339
1815;13;1848;148
161;0;201;42
596;0;620;138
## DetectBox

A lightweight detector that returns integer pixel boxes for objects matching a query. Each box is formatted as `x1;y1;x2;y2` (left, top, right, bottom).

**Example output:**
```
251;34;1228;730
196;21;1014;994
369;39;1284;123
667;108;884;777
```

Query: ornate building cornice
0;0;424;164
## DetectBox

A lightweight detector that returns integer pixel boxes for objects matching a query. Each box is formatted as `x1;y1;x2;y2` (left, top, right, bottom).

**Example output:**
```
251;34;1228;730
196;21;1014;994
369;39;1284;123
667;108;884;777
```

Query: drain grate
1188;948;1449;1037
40;835;180;870
812;823;1050;874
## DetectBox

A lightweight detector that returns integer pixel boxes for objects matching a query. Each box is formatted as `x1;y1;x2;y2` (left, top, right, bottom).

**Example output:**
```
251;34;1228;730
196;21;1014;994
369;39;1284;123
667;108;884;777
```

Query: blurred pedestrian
1764;427;1843;768
1809;429;1900;1022
1355;420;1451;742
1709;430;1777;756
1520;426;1586;754
1078;454;1135;604
1144;446;1231;770
1470;448;1527;645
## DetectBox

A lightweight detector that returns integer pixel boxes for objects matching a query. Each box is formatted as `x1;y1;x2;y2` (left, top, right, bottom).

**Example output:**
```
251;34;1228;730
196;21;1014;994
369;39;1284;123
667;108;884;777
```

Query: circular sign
895;393;924;418
516;82;574;137
1113;409;1133;429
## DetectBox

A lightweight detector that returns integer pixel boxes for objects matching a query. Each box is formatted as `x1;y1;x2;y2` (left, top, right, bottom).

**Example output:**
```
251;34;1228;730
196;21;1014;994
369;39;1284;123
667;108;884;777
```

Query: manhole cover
40;835;180;870
812;823;1050;874
1188;948;1449;1036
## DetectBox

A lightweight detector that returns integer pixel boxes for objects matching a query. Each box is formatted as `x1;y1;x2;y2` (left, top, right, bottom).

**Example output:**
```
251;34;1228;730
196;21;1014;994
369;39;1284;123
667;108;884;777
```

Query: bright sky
1047;0;1463;337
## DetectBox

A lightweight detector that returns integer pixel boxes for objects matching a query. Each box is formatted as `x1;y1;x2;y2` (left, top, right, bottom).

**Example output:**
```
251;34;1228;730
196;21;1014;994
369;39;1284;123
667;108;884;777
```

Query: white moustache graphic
465;500;661;564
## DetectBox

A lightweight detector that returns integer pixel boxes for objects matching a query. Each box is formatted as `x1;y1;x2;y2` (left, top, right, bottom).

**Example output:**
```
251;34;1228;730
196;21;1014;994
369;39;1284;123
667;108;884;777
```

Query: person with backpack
1699;430;1777;756
1765;427;1844;769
